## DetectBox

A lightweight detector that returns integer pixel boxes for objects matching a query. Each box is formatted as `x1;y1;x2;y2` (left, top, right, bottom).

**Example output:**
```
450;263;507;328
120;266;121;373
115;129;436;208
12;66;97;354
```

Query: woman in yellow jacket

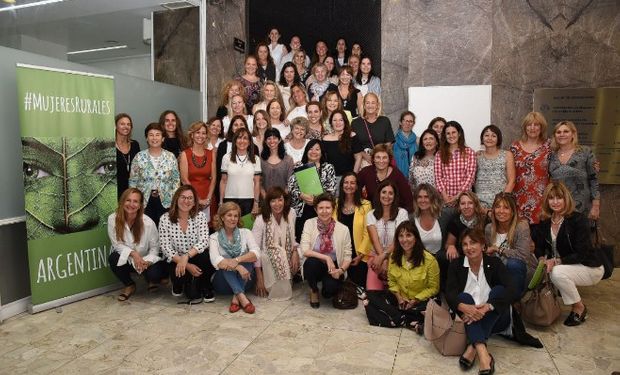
364;220;440;332
334;172;372;288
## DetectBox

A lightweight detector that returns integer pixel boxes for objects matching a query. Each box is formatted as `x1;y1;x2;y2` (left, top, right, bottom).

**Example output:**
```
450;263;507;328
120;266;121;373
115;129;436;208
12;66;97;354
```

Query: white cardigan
300;218;352;268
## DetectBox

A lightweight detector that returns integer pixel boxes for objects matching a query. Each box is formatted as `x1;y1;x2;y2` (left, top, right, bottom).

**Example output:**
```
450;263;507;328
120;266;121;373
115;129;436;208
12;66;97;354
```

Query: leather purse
423;298;466;356
520;273;561;326
332;280;359;309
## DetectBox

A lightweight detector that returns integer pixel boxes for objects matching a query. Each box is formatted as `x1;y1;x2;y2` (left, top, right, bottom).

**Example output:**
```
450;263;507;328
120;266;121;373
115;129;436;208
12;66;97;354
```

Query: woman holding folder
288;139;336;241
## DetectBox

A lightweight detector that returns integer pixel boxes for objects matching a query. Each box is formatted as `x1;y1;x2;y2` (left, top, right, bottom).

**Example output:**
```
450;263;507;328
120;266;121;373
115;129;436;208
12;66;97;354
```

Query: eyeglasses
179;195;195;201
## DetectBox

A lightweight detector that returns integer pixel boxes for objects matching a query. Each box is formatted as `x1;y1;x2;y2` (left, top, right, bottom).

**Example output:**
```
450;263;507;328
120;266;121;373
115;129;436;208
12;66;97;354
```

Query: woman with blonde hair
510;111;550;225
534;181;603;326
210;201;260;314
217;80;246;119
252;80;284;114
351;93;394;168
549;120;600;220
222;94;254;134
236;54;262;112
108;188;166;301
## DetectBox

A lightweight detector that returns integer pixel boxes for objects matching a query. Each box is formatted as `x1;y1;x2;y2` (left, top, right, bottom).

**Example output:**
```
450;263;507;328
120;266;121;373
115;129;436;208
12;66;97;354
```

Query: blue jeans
458;286;511;345
505;258;527;298
213;262;255;295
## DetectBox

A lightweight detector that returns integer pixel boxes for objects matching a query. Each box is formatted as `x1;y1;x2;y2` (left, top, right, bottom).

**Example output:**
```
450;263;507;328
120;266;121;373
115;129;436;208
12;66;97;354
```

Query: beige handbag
520;273;561;326
423;299;467;356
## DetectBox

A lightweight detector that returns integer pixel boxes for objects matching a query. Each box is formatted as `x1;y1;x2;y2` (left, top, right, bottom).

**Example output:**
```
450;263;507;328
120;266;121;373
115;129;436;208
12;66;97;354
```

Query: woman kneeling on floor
446;228;542;375
210;202;260;314
300;193;352;308
364;221;439;332
108;188;168;301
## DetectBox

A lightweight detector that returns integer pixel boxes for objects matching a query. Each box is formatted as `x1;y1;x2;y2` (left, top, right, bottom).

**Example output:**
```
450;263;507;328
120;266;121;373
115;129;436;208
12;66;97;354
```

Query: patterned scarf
317;218;336;255
265;215;293;280
310;80;330;100
218;228;243;258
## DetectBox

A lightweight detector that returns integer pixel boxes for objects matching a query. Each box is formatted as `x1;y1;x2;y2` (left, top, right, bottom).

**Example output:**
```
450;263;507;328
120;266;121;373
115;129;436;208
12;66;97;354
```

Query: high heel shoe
309;290;320;309
478;354;494;375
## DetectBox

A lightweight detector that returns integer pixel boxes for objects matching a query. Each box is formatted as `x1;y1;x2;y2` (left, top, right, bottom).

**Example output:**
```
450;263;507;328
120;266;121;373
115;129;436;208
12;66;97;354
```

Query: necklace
116;141;131;172
460;214;477;228
237;154;248;165
342;204;355;215
551;216;564;225
191;150;207;168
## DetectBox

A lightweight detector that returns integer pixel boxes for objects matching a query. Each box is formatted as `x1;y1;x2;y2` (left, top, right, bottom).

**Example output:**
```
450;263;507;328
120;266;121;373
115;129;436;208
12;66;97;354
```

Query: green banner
17;64;118;308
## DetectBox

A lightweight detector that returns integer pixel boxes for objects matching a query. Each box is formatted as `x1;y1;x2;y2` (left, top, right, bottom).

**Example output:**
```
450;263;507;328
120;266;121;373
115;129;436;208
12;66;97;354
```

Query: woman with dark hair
475;125;516;209
351;93;394;168
255;41;276;82
210;202;260;314
268;28;287;70
337;66;363;118
236;55;262;112
335;172;372;287
300;193;352;308
159;110;186;158
320;90;345;131
322;110;363;189
323;56;339;85
355;56;381;97
393;111;418;177
351;43;362;59
486;192;534;298
434;121;477;207
446;228;541;374
260;128;294;197
364;221;439;332
251;109;270;155
267;99;289;139
333;38;350;70
206;117;224;151
366;180;409;291
427;116;446;141
277;62;301;112
510;111;550;225
252;187;299;300
306;63;338;103
306;101;326;140
358;144;413;212
310;40;329;69
409;129;439;189
115;113;140;199
108;188;167;301
348;54;360;80
160;185;215;302
286;83;309;123
534;181;604;326
222;94;254;134
129;123;180;225
287;139;337;241
220;128;261;216
179;121;216;223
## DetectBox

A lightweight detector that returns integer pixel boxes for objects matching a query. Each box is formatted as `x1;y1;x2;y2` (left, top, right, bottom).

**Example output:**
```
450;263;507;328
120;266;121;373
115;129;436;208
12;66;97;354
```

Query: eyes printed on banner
23;162;51;180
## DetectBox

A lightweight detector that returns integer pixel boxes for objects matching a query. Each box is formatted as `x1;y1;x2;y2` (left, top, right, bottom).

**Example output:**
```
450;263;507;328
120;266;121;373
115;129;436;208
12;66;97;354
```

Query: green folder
294;164;324;195
241;213;255;229
528;260;546;290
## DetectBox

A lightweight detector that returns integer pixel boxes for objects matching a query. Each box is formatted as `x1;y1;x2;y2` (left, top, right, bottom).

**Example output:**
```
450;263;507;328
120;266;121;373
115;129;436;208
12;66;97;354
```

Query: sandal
407;321;424;335
147;283;159;293
117;285;136;301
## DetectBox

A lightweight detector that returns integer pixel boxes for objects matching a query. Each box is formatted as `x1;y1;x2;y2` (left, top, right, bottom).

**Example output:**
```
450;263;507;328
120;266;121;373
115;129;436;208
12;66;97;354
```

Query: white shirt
269;43;287;77
209;228;261;269
366;208;409;250
223;114;254;134
284;140;309;164
221;152;261;199
414;216;442;254
107;213;161;267
286;106;307;123
272;123;291;140
463;257;492;306
159;211;210;262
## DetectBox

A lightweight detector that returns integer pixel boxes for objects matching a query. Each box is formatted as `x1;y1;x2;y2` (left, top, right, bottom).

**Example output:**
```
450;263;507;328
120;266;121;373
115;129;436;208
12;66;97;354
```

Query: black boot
511;308;543;348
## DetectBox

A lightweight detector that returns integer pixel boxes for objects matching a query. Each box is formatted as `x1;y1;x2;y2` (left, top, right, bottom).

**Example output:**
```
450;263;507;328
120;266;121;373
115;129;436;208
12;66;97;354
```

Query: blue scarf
394;130;417;176
218;228;243;258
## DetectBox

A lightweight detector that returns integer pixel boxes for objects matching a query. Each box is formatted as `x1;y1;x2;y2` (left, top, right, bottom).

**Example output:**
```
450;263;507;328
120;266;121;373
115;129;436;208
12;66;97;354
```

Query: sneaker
203;290;216;303
171;282;183;297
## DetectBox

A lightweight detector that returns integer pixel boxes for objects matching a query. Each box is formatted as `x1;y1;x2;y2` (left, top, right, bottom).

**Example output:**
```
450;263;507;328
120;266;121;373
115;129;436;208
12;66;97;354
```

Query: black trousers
365;290;428;327
108;251;168;286
295;204;317;243
347;261;368;289
169;252;215;293
303;257;343;298
145;195;167;227
223;198;254;217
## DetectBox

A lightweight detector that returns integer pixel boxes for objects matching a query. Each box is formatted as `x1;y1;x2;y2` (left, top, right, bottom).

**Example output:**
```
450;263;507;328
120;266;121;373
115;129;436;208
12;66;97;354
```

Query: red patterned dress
510;140;550;224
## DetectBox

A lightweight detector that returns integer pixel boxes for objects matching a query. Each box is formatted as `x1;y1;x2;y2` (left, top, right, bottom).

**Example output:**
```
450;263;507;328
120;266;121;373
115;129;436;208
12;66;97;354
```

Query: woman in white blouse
108;188;167;301
253;187;299;300
284;117;310;163
366;180;409;291
411;183;444;255
210;202;260;314
159;185;214;302
223;94;254;134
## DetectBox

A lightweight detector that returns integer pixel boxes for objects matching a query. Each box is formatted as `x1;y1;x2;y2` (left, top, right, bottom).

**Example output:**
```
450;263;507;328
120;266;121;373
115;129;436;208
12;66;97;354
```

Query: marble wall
382;0;620;248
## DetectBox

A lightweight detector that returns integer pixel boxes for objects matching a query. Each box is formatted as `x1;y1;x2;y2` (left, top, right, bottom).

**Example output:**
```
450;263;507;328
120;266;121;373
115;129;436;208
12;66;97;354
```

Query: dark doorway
248;0;381;76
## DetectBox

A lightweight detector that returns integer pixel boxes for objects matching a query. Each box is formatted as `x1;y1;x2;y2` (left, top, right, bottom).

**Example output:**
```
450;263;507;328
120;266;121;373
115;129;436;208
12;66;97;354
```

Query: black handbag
332;280;359;309
592;222;614;279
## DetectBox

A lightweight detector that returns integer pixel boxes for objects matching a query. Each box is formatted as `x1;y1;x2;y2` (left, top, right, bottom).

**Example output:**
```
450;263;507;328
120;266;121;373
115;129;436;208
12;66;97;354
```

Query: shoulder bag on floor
423;298;466;356
520;273;560;326
333;280;359;309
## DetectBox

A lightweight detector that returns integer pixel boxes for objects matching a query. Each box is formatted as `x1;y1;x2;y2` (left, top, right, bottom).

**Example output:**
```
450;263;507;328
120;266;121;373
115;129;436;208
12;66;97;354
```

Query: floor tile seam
53;339;142;371
542;337;562;375
217;317;275;375
390;328;404;374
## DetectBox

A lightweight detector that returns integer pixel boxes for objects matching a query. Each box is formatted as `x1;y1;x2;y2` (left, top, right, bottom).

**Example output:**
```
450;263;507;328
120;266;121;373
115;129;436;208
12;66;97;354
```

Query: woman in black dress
115;113;140;199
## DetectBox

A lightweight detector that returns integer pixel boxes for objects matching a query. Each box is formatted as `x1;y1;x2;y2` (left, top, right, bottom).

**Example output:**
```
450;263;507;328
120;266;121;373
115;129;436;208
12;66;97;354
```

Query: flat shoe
147;283;159;293
242;301;255;314
564;305;587;326
117;285;136;301
229;303;241;313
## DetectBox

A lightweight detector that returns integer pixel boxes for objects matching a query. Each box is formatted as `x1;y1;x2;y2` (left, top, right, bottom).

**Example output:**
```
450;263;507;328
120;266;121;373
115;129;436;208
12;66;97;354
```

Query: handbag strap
362;118;375;148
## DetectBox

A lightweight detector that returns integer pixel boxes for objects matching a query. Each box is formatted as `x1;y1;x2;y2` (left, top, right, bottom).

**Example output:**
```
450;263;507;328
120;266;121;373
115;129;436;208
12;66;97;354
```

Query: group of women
109;31;606;375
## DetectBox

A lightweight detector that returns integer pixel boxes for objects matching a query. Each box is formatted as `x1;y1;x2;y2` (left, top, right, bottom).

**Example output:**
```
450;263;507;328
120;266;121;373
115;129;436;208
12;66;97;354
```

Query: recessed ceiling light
67;45;128;55
0;0;64;13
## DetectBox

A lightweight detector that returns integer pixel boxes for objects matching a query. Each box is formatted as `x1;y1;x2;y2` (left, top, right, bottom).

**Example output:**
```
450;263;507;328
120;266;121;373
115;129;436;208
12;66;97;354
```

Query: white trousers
550;264;604;305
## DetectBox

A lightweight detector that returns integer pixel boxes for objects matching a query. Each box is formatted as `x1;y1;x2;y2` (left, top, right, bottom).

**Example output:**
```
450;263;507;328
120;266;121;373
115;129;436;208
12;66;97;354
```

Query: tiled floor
1;273;619;374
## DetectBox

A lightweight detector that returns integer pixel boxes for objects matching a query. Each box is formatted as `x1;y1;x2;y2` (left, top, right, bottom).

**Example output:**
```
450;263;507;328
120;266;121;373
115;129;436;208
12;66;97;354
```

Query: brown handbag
332;280;359;309
520;273;561;326
423;299;467;356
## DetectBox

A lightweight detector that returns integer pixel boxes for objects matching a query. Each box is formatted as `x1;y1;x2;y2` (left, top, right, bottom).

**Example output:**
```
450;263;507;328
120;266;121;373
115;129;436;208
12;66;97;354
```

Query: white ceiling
0;0;194;62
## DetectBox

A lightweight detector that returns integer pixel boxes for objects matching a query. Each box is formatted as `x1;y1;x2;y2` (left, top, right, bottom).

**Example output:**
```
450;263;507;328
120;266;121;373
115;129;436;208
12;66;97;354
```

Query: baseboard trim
0;296;31;322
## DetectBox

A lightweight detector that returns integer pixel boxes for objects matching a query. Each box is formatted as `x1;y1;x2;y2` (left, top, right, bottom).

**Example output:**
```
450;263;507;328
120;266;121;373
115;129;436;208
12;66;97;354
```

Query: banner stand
29;283;122;314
